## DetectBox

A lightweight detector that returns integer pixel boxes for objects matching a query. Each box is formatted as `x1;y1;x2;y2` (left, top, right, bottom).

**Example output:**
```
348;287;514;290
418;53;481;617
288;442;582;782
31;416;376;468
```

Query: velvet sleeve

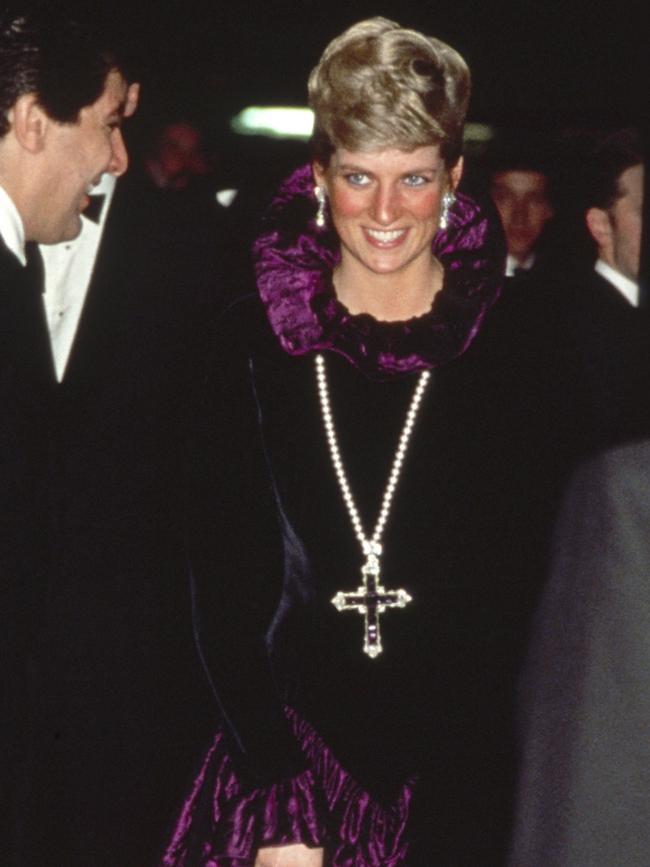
185;296;308;791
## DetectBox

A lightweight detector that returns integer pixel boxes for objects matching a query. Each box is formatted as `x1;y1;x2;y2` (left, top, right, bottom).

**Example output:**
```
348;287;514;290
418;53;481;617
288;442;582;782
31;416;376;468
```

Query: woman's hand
254;843;324;867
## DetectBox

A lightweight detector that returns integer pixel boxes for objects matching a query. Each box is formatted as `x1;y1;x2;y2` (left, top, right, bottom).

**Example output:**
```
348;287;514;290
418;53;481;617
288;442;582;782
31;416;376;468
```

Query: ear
449;156;463;191
9;94;49;153
312;161;327;191
585;206;613;248
125;83;140;118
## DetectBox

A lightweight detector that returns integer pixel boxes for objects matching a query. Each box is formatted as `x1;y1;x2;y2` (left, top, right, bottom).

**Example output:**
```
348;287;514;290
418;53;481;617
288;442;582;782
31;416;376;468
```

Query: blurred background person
508;133;648;864
540;128;646;452
489;150;555;282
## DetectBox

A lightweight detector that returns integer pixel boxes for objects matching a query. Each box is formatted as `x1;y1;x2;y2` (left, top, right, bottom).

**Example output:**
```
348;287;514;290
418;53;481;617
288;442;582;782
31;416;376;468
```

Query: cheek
328;187;365;220
409;190;443;222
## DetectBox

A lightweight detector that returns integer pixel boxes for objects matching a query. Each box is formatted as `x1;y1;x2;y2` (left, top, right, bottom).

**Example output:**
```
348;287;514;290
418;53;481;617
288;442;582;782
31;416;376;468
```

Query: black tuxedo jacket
1;177;222;867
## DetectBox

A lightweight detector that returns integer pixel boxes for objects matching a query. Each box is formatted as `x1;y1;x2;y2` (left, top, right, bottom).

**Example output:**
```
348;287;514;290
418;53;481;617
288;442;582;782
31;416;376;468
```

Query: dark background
120;0;641;129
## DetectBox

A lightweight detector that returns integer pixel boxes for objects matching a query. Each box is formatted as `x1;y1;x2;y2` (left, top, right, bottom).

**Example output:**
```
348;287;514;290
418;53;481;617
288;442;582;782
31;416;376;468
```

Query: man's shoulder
568;438;650;508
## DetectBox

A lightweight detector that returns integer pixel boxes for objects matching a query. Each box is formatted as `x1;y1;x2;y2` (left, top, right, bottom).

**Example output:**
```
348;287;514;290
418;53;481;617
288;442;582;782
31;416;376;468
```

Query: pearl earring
439;191;455;231
314;185;327;229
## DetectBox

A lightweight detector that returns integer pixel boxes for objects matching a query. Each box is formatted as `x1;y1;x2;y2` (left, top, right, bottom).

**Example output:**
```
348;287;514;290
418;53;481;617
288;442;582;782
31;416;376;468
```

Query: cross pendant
331;549;412;658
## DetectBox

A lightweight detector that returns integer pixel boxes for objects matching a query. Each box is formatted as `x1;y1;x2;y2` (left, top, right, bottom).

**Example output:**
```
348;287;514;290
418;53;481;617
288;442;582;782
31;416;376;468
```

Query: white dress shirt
39;174;116;381
505;253;535;277
595;258;639;307
0;184;27;265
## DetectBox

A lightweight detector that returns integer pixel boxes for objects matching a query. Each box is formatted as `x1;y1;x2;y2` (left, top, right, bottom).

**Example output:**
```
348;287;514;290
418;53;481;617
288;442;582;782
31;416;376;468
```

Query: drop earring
439;191;455;230
314;185;327;229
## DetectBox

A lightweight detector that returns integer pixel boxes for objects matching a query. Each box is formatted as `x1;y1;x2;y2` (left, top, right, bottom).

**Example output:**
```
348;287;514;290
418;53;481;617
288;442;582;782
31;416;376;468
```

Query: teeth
366;228;405;242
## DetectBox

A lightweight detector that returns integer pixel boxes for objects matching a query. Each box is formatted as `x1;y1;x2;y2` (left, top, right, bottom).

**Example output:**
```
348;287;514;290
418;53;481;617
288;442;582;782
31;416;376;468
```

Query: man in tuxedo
1;8;216;865
490;158;555;281
508;130;648;866
553;128;645;449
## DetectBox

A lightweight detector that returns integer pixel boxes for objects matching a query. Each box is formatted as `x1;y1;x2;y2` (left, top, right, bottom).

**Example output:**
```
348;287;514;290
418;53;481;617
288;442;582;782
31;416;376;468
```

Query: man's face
38;69;131;243
608;163;644;282
490;170;554;263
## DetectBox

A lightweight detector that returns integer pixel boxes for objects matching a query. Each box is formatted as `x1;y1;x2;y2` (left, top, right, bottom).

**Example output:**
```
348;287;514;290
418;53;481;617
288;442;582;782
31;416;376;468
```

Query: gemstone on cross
331;553;412;658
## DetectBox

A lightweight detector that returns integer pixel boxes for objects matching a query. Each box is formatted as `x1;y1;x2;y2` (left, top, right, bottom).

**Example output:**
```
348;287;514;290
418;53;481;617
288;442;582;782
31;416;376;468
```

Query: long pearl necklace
315;353;431;657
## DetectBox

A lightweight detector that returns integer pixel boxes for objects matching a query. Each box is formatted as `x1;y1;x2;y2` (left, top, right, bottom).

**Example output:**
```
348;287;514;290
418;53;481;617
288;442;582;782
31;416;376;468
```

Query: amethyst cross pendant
331;550;412;658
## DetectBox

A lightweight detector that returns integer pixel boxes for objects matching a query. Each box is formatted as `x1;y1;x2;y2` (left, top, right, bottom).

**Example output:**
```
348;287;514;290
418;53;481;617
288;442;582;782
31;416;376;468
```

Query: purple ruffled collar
254;164;505;379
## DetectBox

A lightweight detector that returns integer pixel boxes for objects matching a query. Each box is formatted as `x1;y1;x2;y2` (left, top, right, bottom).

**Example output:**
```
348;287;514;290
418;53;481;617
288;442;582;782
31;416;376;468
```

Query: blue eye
345;173;371;186
403;175;428;187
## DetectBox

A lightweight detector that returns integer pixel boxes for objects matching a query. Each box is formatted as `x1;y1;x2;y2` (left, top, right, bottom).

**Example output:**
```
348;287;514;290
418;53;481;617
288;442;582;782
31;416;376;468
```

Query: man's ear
125;83;140;118
8;94;49;153
585;206;612;247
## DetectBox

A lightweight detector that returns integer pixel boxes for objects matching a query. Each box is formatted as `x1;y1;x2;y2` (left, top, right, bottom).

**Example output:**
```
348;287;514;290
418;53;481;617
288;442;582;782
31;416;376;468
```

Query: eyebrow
336;163;440;174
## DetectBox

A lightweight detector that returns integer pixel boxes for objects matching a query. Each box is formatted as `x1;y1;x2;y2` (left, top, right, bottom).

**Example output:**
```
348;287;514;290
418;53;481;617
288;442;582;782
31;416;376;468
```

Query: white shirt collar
594;259;639;307
0;184;26;266
505;252;535;277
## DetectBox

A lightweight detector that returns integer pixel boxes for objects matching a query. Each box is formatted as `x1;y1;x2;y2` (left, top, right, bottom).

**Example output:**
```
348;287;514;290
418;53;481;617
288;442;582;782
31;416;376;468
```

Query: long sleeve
185;297;308;791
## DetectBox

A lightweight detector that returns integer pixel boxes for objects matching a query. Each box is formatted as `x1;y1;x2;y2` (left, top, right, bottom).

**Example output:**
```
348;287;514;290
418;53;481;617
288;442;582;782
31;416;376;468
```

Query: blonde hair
308;17;470;168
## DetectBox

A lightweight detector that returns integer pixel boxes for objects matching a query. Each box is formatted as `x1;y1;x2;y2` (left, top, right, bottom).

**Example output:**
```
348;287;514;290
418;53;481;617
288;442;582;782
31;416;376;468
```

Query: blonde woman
163;18;513;867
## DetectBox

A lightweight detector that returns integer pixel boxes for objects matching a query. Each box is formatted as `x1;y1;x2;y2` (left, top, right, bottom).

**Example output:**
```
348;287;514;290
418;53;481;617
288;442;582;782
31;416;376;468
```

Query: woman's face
314;145;462;280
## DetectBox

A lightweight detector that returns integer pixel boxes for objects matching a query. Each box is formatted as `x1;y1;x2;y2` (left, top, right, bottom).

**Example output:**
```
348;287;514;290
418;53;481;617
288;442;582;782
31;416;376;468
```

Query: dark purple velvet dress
161;165;508;866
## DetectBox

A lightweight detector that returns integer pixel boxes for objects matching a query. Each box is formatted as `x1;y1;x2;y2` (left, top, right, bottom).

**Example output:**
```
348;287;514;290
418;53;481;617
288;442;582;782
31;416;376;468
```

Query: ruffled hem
161;708;413;867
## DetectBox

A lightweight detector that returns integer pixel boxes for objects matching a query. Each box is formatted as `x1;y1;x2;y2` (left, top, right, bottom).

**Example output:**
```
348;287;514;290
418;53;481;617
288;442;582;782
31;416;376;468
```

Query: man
555;129;645;448
1;9;215;865
490;157;555;279
508;131;649;866
583;128;643;304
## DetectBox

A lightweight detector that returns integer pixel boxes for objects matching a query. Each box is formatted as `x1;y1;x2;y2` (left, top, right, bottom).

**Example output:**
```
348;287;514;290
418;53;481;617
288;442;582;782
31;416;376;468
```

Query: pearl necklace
315;353;431;657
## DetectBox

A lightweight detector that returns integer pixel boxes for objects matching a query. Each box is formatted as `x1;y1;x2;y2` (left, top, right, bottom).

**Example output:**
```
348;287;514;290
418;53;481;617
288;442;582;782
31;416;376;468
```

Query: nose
371;182;400;225
108;127;129;177
510;199;529;227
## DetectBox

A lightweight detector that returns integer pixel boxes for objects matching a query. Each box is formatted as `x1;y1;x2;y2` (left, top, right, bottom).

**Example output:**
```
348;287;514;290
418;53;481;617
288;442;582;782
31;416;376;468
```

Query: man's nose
108;128;128;177
511;199;529;226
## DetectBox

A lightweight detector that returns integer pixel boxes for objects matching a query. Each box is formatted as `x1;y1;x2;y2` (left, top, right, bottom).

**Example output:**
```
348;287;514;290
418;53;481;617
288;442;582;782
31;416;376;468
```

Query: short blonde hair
308;17;470;168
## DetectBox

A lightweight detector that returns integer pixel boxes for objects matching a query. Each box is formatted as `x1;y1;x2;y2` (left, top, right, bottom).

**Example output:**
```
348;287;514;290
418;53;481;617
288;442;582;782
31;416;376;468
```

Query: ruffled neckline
253;164;505;379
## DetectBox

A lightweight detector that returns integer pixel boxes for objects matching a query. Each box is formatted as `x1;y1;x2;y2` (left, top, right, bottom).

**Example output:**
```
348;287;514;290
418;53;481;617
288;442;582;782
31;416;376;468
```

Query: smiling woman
314;145;460;319
161;17;519;867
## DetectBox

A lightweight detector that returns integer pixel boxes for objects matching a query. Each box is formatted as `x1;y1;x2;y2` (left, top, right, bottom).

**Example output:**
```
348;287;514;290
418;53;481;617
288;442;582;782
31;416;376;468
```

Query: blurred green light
231;107;315;140
230;108;492;145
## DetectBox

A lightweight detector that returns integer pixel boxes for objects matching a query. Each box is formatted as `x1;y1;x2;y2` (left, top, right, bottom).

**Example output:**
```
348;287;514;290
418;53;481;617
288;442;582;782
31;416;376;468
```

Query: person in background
549;128;645;450
144;119;211;191
508;129;649;867
490;154;555;281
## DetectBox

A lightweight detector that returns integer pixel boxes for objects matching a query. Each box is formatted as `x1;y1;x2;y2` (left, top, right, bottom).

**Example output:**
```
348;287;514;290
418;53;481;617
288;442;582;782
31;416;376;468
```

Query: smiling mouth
364;227;408;247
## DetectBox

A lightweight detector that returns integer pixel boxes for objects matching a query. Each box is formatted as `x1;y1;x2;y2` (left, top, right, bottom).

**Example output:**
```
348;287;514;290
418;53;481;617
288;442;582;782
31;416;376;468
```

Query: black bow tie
84;194;105;224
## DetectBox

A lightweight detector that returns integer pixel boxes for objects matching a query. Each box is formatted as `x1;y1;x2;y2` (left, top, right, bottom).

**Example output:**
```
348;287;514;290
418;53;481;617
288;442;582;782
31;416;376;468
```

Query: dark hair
0;4;123;138
584;128;643;211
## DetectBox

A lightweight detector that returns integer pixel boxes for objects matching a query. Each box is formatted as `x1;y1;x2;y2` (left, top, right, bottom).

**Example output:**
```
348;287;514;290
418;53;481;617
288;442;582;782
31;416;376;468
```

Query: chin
57;216;83;244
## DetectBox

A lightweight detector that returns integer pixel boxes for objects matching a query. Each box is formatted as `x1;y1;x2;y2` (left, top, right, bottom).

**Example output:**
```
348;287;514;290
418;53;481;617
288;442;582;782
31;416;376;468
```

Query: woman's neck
333;255;444;322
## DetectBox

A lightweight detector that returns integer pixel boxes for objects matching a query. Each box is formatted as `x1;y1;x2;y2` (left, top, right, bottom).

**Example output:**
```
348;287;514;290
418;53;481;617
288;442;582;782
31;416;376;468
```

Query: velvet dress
162;167;550;866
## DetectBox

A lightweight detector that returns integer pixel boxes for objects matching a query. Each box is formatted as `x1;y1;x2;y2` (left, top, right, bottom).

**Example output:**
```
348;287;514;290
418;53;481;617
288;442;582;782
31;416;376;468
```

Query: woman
162;18;532;867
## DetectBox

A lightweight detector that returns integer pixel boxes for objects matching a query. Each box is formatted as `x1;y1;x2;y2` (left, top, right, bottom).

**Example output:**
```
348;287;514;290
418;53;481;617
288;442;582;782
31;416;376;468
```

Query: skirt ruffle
161;707;413;866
